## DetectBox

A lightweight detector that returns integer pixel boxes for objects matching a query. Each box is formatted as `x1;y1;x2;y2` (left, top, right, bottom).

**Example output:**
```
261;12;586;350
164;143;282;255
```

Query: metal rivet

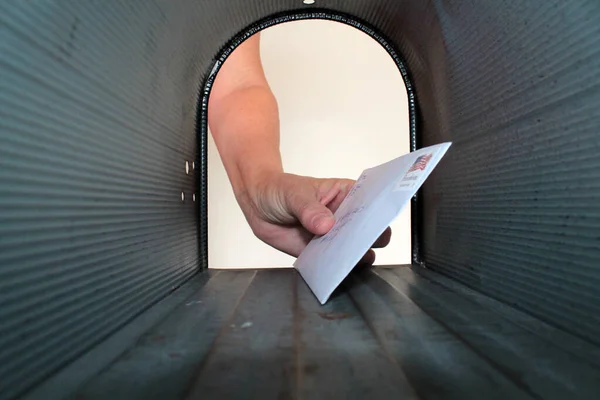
181;192;185;201
185;161;189;175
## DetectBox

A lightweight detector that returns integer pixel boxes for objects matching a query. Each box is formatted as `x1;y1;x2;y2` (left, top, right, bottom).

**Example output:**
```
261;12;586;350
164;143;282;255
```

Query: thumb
287;191;335;235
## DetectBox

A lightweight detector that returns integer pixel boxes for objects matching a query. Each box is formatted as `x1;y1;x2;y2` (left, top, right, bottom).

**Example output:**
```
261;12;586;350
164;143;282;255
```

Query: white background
208;20;411;268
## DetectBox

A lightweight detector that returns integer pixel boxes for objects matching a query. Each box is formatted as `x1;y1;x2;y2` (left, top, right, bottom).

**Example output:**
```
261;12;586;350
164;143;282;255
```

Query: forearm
208;84;283;199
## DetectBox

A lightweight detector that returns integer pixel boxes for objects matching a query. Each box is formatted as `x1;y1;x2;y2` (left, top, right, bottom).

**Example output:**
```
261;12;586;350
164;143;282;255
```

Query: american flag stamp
394;153;434;191
407;154;433;173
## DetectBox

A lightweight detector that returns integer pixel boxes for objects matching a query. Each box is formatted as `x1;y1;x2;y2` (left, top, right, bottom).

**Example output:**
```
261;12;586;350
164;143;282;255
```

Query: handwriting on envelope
294;142;452;304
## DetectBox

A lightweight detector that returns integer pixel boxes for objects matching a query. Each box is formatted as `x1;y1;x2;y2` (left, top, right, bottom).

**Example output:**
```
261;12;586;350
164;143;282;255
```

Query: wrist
232;167;284;226
235;164;282;200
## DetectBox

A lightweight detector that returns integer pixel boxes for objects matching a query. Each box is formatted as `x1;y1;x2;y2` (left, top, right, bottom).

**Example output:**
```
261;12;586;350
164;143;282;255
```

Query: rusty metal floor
23;266;600;400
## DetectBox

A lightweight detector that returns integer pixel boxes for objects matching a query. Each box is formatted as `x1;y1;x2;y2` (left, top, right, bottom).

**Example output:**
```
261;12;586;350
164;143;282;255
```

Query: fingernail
312;214;330;229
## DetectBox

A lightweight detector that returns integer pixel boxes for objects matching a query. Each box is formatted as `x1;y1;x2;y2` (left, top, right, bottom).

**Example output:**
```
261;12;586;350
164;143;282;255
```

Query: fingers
355;227;391;268
288;178;356;236
372;227;392;248
319;181;341;205
325;179;354;213
288;190;336;235
358;249;376;266
272;226;315;258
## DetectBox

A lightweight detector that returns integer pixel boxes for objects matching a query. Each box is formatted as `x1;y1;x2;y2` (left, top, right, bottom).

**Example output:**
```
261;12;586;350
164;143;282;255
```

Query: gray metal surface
31;267;600;400
0;2;203;399
416;0;600;346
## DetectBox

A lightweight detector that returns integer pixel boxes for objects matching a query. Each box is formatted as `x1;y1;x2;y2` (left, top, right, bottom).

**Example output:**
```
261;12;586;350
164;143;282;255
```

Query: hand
236;172;392;265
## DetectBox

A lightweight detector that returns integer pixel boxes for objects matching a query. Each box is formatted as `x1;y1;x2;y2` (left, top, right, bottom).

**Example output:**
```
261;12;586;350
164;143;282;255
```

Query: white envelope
294;142;452;304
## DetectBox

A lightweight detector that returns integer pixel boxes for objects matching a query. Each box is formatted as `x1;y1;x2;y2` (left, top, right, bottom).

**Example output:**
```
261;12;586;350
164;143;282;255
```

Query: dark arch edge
195;8;420;269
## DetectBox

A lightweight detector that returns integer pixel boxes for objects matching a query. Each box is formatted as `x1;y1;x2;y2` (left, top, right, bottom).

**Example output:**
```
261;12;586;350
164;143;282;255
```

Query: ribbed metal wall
2;0;600;399
0;2;206;398
417;0;600;346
